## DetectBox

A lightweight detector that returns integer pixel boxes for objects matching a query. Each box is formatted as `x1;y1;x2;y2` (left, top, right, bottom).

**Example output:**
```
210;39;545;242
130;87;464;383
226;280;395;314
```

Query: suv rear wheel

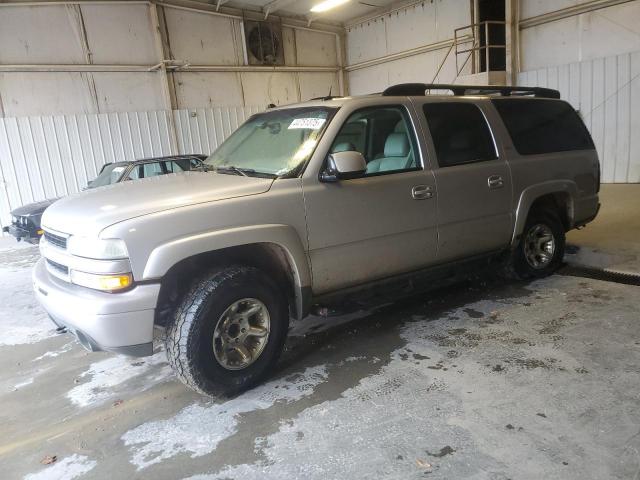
165;265;289;397
510;209;566;279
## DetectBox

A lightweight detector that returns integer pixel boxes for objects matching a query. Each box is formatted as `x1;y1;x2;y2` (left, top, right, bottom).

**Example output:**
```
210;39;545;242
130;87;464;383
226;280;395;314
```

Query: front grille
44;231;67;249
46;259;69;275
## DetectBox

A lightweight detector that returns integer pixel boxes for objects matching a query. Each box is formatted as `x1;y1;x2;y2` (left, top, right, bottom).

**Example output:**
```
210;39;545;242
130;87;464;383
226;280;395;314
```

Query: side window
492;98;594;155
143;162;165;177
127;165;141;180
329;106;419;175
423;103;497;168
167;159;200;172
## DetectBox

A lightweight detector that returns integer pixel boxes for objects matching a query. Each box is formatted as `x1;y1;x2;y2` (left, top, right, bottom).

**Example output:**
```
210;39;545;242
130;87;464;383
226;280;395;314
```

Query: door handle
487;175;504;189
411;185;434;200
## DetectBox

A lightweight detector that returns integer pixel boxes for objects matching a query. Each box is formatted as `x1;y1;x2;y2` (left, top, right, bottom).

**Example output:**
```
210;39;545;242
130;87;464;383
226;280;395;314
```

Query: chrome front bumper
33;257;160;356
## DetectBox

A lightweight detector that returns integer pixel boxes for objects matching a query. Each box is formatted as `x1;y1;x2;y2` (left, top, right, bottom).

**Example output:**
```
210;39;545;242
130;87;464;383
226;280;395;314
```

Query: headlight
70;270;133;292
67;236;128;260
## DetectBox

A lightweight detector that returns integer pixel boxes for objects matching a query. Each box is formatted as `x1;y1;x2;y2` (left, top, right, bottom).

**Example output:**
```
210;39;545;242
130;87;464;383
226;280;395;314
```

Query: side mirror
320;151;367;182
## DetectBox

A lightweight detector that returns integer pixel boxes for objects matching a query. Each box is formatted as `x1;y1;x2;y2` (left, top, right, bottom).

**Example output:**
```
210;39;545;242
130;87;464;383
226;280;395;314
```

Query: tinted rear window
492;99;594;155
423;102;497;167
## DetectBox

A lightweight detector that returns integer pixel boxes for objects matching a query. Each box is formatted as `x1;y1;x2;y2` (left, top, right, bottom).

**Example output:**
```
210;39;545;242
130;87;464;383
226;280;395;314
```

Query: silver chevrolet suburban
33;83;600;396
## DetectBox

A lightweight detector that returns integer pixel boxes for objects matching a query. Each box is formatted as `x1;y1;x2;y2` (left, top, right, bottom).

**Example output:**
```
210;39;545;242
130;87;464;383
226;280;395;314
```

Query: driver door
302;104;438;295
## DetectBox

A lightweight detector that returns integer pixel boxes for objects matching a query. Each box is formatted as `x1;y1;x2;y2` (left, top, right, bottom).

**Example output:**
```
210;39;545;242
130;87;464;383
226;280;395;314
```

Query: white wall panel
345;0;472;95
81;4;158;64
173;105;261;155
172;72;245;109
518;50;640;183
295;30;338;67
163;8;243;65
0;5;85;64
0;106;262;231
240;72;299;105
348;63;389;95
346;19;387;65
0;73;97;117
521;0;580;18
520;1;640;71
520;17;581;71
92;73;166;112
297;72;339;101
385;2;438;55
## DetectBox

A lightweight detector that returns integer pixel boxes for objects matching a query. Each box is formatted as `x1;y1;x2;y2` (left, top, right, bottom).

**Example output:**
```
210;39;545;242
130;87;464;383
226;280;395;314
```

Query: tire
165;265;289;397
510;209;566;280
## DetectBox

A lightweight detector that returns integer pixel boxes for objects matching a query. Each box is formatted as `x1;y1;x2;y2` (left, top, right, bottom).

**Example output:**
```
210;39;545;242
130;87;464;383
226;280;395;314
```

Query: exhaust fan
244;20;284;66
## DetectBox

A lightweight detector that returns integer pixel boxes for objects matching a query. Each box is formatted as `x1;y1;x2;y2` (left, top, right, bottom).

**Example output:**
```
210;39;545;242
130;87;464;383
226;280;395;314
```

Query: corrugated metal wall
518;50;640;183
172;106;263;157
0;106;262;230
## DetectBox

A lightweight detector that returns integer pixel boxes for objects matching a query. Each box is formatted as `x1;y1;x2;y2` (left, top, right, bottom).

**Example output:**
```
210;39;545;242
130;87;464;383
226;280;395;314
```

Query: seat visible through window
329;106;418;175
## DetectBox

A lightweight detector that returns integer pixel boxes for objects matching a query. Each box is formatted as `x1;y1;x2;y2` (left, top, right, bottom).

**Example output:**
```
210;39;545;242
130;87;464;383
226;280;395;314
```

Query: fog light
70;270;132;292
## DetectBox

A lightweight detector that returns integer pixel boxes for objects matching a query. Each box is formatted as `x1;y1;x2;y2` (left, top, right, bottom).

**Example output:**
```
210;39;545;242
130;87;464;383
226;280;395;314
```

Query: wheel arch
511;181;576;247
145;225;312;323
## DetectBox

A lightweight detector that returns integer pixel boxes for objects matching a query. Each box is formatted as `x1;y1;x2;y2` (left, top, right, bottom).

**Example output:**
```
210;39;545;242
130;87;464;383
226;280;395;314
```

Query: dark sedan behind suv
3;154;206;243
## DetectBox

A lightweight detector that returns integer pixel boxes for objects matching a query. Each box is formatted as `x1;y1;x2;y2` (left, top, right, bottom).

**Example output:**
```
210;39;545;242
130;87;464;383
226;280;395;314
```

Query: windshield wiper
207;164;277;178
214;166;258;177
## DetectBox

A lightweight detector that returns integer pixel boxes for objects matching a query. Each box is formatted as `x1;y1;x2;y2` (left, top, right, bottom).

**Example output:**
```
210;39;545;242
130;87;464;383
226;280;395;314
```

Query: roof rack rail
309;95;343;101
382;83;560;99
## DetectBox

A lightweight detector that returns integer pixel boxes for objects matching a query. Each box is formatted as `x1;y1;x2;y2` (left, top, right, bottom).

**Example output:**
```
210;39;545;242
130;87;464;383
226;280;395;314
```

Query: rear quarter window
492;99;594;155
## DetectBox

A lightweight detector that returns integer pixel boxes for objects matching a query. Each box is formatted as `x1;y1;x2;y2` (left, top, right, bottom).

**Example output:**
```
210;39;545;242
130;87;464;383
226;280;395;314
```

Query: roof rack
309;95;343;101
382;83;560;99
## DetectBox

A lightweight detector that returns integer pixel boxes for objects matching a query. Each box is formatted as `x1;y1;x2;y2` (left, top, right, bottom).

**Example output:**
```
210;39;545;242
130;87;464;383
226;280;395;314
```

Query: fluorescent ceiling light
310;0;350;13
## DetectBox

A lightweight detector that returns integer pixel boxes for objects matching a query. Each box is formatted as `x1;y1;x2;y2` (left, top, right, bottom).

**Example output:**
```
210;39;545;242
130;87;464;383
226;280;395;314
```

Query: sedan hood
12;198;59;217
42;171;274;236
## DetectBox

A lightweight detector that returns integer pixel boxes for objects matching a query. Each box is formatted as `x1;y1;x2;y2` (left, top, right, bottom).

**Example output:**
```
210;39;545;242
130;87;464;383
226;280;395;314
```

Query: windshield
205;107;336;177
90;163;127;188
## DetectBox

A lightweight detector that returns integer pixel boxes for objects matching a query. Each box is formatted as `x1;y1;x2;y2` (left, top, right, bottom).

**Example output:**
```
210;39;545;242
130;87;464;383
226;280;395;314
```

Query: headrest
393;120;407;133
332;142;356;153
384;133;410;157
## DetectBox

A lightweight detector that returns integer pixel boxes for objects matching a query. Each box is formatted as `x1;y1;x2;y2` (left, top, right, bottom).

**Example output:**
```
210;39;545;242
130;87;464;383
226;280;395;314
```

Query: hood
42;171;274;236
12;198;59;217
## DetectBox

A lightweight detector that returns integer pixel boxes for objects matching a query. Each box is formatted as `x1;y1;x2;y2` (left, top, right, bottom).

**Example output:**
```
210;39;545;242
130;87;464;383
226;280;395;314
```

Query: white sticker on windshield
288;118;326;130
112;167;125;174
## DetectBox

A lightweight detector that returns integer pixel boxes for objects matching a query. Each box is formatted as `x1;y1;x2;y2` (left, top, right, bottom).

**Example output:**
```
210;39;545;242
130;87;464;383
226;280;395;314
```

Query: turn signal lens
70;270;133;292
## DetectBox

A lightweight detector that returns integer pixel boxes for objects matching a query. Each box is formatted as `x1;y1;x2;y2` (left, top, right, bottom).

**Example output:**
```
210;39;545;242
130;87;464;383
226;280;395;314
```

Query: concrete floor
1;185;639;480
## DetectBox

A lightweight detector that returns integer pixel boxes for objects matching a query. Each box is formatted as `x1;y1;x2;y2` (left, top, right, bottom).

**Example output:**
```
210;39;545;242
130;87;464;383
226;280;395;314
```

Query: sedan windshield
205;107;336;177
90;163;127;188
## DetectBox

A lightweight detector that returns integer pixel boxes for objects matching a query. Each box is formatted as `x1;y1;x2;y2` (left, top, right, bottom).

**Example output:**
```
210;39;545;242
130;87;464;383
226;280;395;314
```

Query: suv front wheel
510;209;566;279
165;265;289;397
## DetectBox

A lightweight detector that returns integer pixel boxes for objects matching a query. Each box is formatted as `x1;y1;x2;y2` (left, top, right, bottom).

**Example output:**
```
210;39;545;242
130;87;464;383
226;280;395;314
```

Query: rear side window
492;99;594;155
422;103;497;168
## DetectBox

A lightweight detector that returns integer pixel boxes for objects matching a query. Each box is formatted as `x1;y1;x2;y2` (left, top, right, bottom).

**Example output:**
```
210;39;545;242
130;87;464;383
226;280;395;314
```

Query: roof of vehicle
130;154;207;164
269;83;562;110
104;154;207;168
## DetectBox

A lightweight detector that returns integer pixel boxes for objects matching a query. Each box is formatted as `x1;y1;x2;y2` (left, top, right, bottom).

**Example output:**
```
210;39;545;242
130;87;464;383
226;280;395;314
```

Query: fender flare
511;180;577;247
143;224;312;319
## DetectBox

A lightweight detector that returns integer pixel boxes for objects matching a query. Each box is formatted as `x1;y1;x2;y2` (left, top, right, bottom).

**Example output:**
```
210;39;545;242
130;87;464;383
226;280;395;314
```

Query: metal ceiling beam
0;63;339;73
215;0;229;12
519;0;635;29
262;0;297;20
345;0;424;29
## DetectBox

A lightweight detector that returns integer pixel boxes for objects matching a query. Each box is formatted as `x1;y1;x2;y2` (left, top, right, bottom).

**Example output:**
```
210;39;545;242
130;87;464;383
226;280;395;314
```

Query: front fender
142;224;312;317
143;224;311;284
511;180;577;246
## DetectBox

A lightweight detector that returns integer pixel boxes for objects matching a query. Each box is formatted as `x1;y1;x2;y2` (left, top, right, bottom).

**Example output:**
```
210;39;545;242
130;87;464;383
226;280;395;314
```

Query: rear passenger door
419;101;513;262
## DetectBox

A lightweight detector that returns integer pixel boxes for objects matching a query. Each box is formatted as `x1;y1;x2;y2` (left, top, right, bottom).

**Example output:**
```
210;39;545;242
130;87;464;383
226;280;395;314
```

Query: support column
505;0;519;85
149;3;179;154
